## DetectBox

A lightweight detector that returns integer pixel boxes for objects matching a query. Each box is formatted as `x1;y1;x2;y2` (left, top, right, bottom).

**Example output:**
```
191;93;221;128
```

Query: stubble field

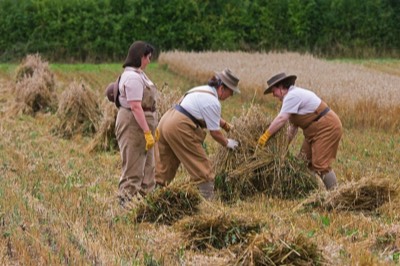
0;52;399;265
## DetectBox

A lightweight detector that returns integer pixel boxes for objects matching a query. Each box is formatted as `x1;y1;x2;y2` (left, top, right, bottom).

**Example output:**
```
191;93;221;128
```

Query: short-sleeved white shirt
280;85;321;115
180;85;221;130
118;67;145;109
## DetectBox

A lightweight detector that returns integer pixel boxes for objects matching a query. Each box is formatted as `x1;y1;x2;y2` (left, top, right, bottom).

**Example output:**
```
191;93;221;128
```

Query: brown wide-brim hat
264;72;297;94
215;68;240;94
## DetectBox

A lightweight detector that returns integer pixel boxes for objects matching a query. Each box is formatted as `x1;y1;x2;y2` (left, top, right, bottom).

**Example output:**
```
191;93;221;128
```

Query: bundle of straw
9;70;58;115
9;54;57;115
135;182;202;225
14;53;55;91
302;176;398;212
53;80;101;138
213;104;317;202
177;211;265;250
236;232;326;265
86;101;119;152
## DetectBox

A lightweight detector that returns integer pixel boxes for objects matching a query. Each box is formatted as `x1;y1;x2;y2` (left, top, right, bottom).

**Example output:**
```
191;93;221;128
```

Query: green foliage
0;0;399;62
320;215;330;227
393;252;400;263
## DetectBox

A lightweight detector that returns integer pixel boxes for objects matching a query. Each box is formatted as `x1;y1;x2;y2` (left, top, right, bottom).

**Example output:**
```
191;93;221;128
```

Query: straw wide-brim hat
215;68;240;94
264;72;297;94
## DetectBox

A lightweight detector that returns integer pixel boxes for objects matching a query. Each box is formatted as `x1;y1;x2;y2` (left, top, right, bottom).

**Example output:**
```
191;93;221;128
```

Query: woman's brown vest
140;72;157;112
289;101;329;130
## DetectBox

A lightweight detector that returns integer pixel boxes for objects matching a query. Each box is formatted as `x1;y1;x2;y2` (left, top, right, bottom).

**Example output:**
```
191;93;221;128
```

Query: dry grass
357;60;400;77
236;232;326;265
372;224;400;256
159;51;400;131
156;82;182;119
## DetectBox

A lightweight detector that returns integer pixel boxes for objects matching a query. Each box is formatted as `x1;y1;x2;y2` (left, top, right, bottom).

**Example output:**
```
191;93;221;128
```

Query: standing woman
257;73;342;190
156;68;240;200
116;41;158;206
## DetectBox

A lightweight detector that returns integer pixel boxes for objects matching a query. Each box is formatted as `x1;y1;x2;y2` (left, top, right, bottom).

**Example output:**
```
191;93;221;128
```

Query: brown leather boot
197;181;215;200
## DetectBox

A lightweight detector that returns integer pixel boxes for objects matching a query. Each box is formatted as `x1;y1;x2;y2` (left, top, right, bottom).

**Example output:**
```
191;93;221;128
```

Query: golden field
159;52;400;132
0;52;399;265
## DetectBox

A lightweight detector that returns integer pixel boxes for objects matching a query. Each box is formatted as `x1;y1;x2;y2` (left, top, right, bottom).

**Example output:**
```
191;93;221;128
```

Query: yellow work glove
258;130;271;147
155;128;160;142
222;121;233;132
144;131;155;151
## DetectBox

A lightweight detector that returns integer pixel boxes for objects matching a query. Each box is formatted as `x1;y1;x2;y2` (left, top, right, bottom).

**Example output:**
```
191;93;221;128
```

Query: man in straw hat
155;68;240;199
258;72;343;190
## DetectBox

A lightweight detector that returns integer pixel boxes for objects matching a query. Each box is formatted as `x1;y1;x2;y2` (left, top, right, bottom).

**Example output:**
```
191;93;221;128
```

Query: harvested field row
159;51;400;132
159;51;400;108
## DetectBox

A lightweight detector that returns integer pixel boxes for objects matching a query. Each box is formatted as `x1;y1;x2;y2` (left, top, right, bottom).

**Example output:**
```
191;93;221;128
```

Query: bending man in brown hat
258;72;342;190
115;41;158;207
155;68;240;199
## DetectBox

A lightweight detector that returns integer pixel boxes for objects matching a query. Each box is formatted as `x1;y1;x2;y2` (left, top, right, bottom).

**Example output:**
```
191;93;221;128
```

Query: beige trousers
155;108;214;185
115;108;157;198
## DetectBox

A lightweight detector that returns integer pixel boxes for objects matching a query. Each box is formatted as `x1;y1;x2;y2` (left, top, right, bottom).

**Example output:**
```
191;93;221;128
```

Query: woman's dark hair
275;79;295;89
123;41;154;68
208;76;223;88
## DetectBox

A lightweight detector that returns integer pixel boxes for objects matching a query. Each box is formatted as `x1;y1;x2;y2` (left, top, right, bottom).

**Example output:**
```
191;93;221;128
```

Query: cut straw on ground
134;182;202;225
213;104;318;202
299;176;398;212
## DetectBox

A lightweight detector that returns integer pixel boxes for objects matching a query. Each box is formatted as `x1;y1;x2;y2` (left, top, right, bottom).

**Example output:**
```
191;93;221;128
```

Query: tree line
1;0;399;62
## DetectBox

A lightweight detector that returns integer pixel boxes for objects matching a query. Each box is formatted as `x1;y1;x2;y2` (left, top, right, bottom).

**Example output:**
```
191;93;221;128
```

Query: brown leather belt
120;106;156;112
142;106;156;112
314;107;330;121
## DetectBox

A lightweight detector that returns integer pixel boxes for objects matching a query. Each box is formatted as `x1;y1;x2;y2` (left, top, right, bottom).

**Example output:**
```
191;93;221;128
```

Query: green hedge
1;0;399;62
